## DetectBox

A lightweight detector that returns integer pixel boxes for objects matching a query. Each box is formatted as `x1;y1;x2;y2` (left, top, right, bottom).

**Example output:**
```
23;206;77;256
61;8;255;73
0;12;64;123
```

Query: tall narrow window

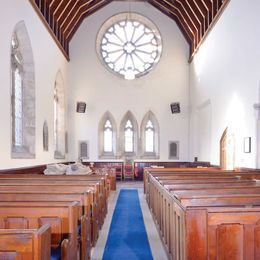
54;85;58;151
125;120;134;152
145;120;154;153
54;71;65;159
141;111;159;159
13;68;23;147
119;111;138;156
11;21;35;158
104;120;113;152
98;111;117;158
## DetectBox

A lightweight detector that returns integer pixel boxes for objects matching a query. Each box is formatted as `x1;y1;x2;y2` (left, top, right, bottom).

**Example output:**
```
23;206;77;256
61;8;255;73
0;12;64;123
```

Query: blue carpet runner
102;189;153;260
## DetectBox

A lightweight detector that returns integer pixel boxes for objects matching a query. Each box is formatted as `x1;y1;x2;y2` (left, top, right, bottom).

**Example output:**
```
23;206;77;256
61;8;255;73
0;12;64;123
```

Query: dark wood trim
189;0;231;62
28;0;70;61
0;162;73;175
134;161;212;180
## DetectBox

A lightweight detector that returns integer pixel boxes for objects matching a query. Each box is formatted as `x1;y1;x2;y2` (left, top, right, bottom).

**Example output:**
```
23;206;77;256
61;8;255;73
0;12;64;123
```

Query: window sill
54;151;65;159
12;147;35;159
141;153;159;159
99;153;117;159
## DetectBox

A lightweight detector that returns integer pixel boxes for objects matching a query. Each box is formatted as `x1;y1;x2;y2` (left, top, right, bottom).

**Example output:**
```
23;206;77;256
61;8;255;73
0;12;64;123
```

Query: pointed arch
11;21;35;158
119;111;138;157
98;111;117;159
140;111;160;159
220;127;235;170
54;70;65;159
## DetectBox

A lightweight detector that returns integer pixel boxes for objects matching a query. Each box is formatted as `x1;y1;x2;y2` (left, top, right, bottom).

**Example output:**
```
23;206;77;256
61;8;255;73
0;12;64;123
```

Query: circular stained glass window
96;13;162;80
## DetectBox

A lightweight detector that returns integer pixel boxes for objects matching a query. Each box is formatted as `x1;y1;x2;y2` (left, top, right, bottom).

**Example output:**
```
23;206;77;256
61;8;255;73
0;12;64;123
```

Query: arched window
104;120;113;152
119;111;138;156
11;21;35;158
145;120;154;153
54;71;65;159
99;112;117;158
140;111;159;158
125;120;134;152
13;67;23;147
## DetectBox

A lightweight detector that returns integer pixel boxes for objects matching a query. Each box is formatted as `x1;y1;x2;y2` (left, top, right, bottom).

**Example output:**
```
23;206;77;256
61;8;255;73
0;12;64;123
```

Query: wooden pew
0;179;106;229
169;193;260;260
0;187;93;259
147;170;260;260
0;201;78;260
145;170;260;204
143;167;260;193
0;174;110;259
0;224;51;260
143;167;223;193
0;174;108;222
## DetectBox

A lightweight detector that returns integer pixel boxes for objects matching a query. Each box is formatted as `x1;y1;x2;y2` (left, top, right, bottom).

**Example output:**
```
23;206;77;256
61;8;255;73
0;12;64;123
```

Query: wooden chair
115;166;123;180
124;163;134;180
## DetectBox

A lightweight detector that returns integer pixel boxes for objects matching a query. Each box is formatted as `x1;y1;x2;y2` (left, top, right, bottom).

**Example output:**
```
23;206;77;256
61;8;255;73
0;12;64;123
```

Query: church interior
1;0;260;259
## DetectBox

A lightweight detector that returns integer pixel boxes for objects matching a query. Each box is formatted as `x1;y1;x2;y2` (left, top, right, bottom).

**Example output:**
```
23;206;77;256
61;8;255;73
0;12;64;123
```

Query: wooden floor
91;181;168;260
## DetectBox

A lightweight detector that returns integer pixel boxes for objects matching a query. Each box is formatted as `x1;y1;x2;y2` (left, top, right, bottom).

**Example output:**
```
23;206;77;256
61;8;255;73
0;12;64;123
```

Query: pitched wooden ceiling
29;0;230;60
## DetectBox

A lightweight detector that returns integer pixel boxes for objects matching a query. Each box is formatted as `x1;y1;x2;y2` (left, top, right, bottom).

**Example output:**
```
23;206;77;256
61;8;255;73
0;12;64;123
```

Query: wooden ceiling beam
169;0;200;47
175;0;202;42
201;0;213;24
59;0;82;30
64;0;112;40
60;0;93;31
189;0;209;33
185;0;205;35
30;0;230;60
148;0;194;53
54;0;73;23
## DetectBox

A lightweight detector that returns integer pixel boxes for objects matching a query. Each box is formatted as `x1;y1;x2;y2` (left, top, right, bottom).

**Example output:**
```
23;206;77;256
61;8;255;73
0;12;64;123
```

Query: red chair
124;164;134;180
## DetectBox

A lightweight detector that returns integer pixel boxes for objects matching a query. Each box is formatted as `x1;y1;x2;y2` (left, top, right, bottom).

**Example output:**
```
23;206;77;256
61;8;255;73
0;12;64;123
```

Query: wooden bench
0;187;93;259
143;167;260;193
147;169;260;260
0;179;106;229
0;174;108;223
146;170;260;204
0;201;78;260
0;224;51;260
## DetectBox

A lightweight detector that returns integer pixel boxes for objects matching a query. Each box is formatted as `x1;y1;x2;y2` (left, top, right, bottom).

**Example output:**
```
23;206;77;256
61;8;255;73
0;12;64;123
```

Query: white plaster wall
0;0;69;169
190;0;260;168
68;2;190;161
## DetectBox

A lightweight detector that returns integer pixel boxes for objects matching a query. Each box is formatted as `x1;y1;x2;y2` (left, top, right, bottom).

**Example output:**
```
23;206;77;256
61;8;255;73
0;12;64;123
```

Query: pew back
0;224;51;260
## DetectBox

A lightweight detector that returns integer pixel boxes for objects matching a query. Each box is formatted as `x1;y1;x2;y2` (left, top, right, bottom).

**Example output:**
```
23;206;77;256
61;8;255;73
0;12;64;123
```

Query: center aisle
102;189;153;260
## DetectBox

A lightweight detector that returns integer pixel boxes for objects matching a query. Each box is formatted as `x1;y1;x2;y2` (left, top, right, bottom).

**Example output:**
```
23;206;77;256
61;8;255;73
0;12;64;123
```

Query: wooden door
220;127;235;170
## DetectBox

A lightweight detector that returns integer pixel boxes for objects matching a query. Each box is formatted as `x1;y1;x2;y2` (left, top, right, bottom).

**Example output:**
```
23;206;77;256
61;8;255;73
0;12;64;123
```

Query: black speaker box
170;102;180;114
76;102;86;113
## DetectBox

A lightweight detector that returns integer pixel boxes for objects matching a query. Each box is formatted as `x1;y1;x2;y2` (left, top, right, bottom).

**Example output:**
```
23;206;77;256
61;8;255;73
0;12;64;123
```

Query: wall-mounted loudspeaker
170;102;180;114
76;102;86;113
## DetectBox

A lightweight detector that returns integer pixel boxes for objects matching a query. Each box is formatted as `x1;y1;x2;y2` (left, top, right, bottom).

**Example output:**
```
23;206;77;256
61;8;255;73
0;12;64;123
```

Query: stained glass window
11;22;36;158
14;68;23;146
98;13;162;80
54;85;58;151
104;120;113;152
124;120;134;152
145;120;154;152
